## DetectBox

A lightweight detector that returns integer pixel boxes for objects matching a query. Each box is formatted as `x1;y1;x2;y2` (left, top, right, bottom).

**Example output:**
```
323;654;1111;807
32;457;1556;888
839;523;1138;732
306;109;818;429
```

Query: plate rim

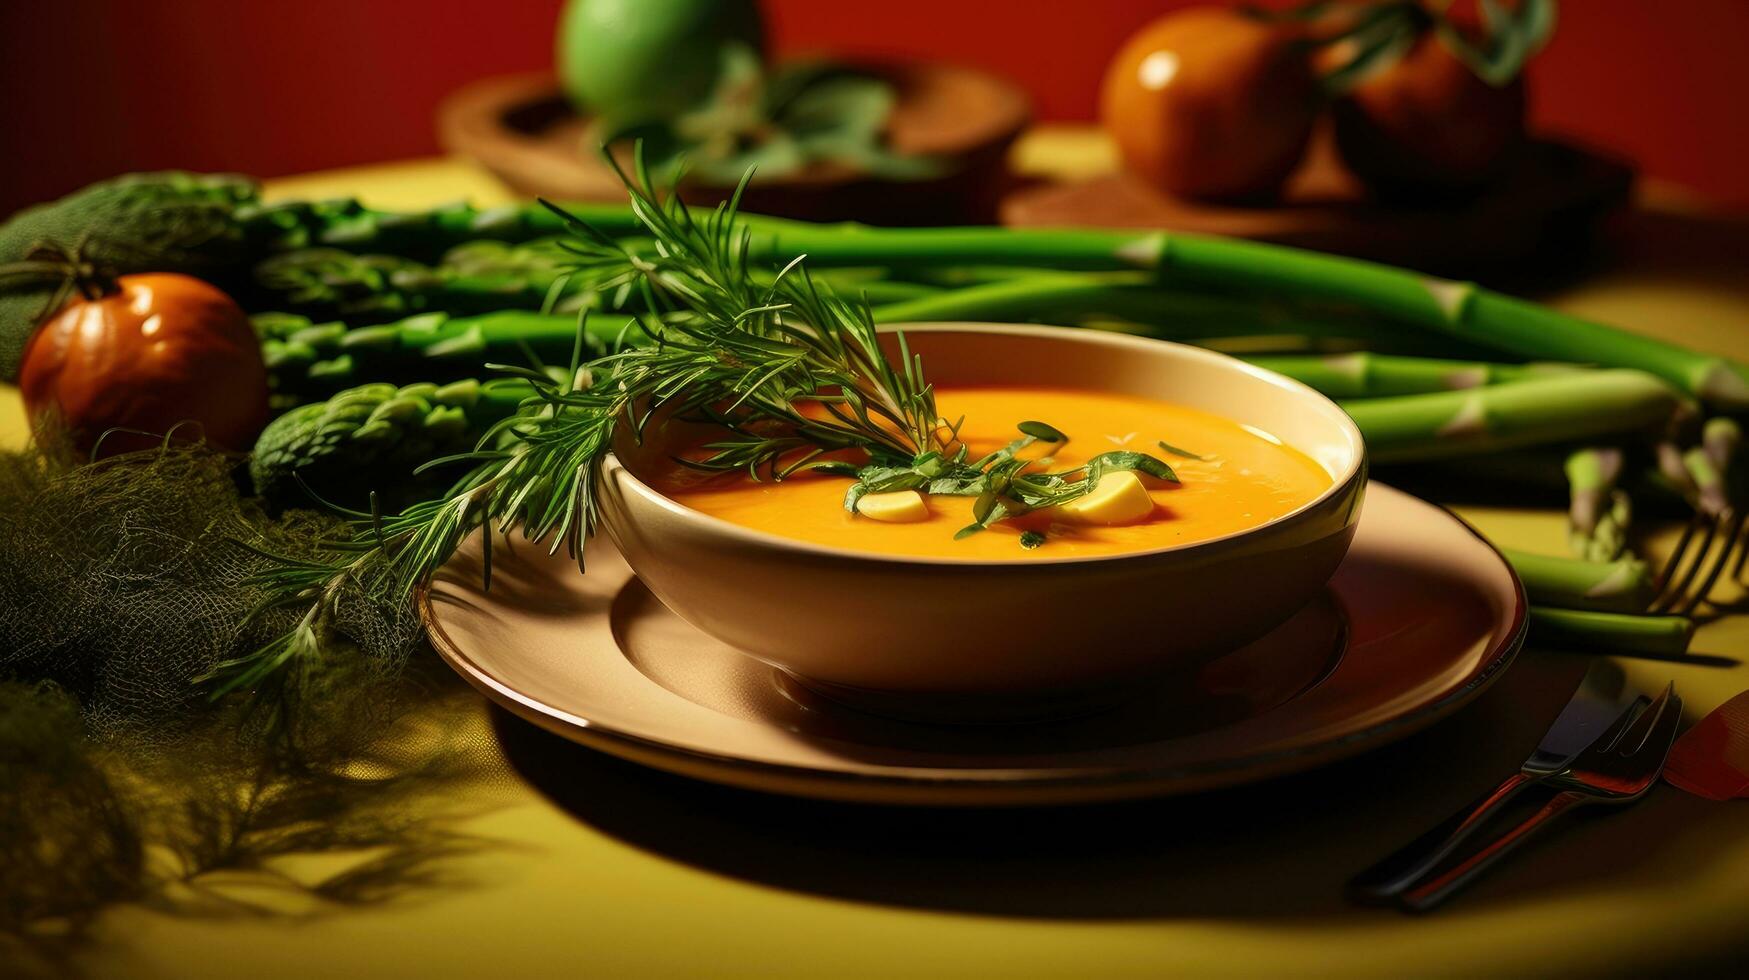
421;483;1528;804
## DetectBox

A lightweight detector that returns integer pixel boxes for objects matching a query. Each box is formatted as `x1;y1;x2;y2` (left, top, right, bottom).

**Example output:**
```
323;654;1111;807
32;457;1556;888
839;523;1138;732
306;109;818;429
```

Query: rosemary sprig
212;149;1173;694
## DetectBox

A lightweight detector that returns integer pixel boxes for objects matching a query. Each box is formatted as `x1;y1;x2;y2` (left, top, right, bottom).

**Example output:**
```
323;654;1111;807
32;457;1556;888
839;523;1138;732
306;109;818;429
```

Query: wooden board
1000;131;1634;280
438;66;1029;225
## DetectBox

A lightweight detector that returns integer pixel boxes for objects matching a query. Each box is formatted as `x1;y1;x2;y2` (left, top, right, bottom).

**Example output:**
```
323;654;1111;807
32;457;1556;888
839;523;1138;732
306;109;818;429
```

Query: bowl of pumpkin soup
599;324;1366;721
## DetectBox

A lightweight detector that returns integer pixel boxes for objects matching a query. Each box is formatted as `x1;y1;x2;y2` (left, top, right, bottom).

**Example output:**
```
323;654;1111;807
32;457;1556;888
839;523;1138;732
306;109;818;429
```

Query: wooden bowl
1000;130;1634;280
438;65;1030;225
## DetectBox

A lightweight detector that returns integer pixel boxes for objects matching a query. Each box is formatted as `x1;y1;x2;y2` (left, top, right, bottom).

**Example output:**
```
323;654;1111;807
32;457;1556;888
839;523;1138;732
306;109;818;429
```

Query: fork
1648;427;1744;616
1650;504;1743;616
1348;670;1642;903
1395;683;1684;912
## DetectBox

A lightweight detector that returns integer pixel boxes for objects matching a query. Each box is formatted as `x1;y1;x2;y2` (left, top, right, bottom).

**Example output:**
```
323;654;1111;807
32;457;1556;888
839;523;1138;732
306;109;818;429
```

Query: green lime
556;0;765;126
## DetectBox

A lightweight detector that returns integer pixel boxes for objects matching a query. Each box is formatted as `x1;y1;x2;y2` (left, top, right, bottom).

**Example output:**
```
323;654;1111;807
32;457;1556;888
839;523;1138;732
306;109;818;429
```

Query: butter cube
1055;471;1155;525
855;490;930;523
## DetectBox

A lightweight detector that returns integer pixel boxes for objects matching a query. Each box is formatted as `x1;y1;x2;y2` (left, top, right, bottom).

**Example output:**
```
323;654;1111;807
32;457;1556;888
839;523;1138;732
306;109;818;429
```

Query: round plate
424;483;1526;806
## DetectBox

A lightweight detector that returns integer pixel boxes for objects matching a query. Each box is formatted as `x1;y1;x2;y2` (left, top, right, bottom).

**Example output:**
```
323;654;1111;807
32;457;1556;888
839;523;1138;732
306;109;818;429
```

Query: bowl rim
602;322;1368;568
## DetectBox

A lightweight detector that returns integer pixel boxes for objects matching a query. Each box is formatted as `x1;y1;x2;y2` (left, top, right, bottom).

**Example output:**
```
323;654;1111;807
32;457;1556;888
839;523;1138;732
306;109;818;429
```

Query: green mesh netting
0;441;422;736
0;440;504;961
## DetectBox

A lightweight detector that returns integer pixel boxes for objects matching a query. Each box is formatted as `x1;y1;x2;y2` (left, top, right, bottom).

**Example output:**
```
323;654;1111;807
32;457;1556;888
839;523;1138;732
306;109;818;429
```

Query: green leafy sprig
216;150;1175;693
599;44;943;185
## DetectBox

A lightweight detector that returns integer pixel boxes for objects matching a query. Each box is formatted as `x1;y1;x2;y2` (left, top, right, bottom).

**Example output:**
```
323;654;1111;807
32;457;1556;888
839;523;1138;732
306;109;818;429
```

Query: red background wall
3;1;1745;215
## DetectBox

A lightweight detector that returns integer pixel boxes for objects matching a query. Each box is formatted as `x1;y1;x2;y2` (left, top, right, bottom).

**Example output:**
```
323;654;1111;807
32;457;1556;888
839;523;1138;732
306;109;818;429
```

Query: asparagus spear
256;310;642;397
256;308;1684;461
238;198;643;260
252;248;566;321
1245;353;1582;399
252;240;939;321
1687;417;1744;518
250;378;534;509
744;225;1749;409
868;274;1488;358
1565;447;1632;561
1644;419;1746;520
1162;235;1749;410
1503;548;1654;613
439;239;942;303
1342;370;1690;463
1528;607;1695;658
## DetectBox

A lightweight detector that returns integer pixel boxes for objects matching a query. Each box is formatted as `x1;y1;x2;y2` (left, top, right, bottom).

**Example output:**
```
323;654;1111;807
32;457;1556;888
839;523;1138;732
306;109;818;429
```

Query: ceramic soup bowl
599;324;1367;721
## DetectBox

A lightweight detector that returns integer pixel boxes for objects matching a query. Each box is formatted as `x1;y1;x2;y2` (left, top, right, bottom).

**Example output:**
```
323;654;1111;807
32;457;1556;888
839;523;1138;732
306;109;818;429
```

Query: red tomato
1100;8;1319;202
1332;34;1526;198
19;273;269;455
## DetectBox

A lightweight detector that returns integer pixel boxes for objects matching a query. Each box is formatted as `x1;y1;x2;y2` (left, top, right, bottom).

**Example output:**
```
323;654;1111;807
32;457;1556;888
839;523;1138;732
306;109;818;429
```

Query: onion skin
19;273;269;455
1332;35;1527;199
1099;8;1319;202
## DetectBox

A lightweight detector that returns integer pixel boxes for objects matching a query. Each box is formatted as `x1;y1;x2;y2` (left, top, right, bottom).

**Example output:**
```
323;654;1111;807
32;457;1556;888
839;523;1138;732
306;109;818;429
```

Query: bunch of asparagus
20;179;1734;655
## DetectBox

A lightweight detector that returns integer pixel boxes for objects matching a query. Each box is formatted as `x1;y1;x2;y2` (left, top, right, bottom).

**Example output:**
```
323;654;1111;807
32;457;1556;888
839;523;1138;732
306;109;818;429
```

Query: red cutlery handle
1347;771;1537;902
1397;791;1589;912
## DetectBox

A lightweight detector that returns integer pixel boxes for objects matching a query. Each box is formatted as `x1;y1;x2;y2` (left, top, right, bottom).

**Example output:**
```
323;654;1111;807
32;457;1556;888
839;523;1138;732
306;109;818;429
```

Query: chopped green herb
842;482;869;513
809;460;862;478
1019;530;1046;549
1157;439;1207;461
1018;420;1067;443
1085;450;1177;485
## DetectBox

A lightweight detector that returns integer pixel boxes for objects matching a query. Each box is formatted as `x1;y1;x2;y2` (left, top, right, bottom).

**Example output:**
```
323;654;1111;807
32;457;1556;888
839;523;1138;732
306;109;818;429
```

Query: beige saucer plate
424;483;1526;806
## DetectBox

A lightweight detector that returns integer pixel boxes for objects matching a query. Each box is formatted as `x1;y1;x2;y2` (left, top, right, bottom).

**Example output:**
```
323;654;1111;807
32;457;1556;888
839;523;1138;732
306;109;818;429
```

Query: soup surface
642;386;1334;560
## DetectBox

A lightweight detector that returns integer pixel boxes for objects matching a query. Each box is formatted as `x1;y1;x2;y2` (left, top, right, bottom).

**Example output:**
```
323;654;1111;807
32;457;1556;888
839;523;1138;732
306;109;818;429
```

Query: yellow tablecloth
8;130;1749;977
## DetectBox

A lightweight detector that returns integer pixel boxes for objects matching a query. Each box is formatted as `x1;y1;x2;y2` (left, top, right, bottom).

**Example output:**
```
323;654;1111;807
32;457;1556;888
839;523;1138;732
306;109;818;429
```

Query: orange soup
643;386;1334;560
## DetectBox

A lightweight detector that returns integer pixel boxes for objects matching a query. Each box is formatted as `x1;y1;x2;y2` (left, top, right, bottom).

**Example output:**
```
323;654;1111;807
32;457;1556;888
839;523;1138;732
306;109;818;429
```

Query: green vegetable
1529;607;1694;658
437;236;782;305
1503;548;1654;613
559;0;926;184
238;197;655;261
1564;447;1631;561
748;225;1749;409
558;0;764;127
867;273;1494;359
252;241;938;321
615;48;937;184
1341;370;1689;463
250;379;534;510
252;248;564;322
1688;417;1745;517
1243;353;1581;399
254;310;641;399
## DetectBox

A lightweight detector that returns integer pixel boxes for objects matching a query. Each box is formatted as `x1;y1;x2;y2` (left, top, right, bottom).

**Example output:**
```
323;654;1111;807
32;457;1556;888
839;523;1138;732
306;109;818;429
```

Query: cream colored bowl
599;324;1367;721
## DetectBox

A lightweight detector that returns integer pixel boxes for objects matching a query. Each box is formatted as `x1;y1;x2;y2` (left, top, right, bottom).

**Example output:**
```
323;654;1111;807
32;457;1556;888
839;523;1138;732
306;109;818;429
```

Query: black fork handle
1396;791;1590;912
1346;771;1537;903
